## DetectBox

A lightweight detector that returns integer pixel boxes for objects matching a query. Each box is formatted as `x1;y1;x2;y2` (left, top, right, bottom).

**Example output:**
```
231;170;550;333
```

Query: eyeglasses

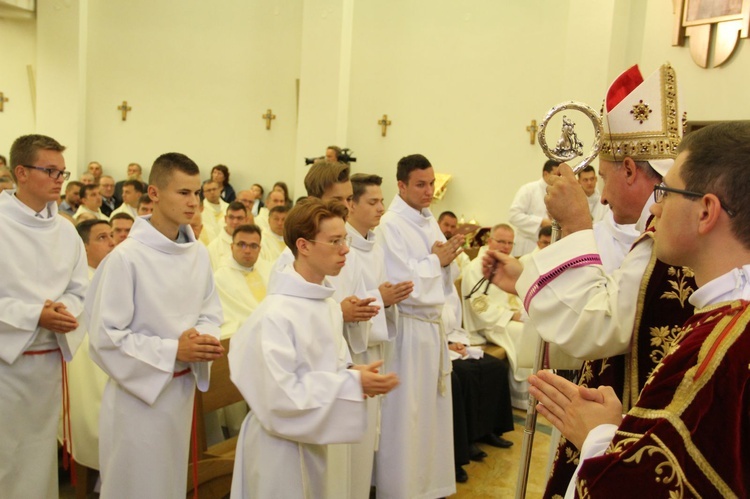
22;165;71;181
653;183;736;217
305;236;352;248
235;242;261;250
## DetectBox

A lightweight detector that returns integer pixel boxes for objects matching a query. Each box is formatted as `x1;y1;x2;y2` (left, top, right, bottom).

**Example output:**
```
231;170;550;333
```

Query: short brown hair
9;134;66;183
304;160;350;198
149;153;200;189
233;224;262;241
350;173;382;202
284;198;348;257
679;121;750;248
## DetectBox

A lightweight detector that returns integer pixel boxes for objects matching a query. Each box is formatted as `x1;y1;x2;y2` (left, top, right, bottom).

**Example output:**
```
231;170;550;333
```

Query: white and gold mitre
600;63;685;176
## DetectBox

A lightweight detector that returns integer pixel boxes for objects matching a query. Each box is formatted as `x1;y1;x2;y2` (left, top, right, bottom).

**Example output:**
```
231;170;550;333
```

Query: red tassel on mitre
605;65;644;112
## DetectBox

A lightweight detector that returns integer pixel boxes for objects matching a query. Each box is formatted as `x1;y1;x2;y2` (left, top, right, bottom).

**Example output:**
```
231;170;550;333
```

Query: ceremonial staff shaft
514;102;602;499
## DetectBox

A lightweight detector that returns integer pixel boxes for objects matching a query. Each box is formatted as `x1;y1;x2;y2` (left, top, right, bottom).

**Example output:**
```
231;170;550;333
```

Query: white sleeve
86;252;179;406
564;423;619;499
516;230;651;359
229;312;365;445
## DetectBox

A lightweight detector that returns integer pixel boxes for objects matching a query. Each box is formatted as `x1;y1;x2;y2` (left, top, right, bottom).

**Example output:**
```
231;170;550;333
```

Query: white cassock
201;198;228;243
228;263;366;499
586;191;609;224
86;216;223;499
207;229;233;270
109;202;137;219
508;177;548;257
345;222;395;499
515;200;655;360
0;191;88;499
63;266;109;470
374;195;456;499
258;228;286;264
215;258;270;339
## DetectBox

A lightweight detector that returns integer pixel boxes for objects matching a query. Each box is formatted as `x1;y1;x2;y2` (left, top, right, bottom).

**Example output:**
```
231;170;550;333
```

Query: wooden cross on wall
378;114;392;137
526;119;538;145
0;92;9;112
262;109;276;130
117;101;132;121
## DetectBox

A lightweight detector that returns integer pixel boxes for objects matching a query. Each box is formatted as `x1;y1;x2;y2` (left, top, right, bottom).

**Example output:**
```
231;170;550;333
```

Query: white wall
0;14;36;160
84;0;303;193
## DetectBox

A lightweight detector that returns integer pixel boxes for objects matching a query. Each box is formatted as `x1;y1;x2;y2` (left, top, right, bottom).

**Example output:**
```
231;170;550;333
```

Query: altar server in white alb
229;198;399;499
87;152;225;498
65;220;115;474
375;154;464;499
0;134;88;499
347;173;414;497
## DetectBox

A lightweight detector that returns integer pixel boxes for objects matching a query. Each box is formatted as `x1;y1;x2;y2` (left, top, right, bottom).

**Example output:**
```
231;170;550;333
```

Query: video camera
304;148;357;165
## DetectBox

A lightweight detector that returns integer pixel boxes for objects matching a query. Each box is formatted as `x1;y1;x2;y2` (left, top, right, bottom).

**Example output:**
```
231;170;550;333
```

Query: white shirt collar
689;265;750;310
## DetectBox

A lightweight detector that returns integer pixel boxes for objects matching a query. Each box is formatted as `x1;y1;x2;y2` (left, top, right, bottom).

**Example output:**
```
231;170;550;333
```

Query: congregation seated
98;175;119;218
114;162;148;205
109;178;144;219
258;205;288;264
109;212;134;246
211;164;236;203
207;201;249;270
461;223;531;409
74;184;107;221
255;189;285;233
438;210;471;274
201;180;228;242
136;192;153;216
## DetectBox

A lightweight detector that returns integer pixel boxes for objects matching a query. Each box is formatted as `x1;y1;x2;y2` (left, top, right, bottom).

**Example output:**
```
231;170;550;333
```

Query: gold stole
242;269;266;303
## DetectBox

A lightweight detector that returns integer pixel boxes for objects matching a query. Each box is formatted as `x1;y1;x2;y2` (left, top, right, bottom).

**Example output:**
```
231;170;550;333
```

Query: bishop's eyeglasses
22;165;71;181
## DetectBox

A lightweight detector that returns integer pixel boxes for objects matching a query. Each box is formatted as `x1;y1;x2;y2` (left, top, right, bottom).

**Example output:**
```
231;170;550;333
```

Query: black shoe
482;433;514;448
455;466;468;483
469;443;487;461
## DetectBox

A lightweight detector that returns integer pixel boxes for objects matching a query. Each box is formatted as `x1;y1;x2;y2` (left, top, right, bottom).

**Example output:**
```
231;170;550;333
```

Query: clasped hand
528;370;622;450
176;328;224;363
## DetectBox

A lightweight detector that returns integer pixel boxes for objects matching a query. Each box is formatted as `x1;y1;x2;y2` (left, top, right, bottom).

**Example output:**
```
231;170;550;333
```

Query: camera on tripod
304;148;357;165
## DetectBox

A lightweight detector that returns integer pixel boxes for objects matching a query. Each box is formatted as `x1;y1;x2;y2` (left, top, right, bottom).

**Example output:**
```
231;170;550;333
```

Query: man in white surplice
375;154;465;499
578;164;608;223
228;198;399;499
508;159;559;256
87;153;225;498
215;224;270;339
0;134;88;499
65;220;115;474
207;200;249;270
348;173;413;498
201;180;228;243
258;205;289;264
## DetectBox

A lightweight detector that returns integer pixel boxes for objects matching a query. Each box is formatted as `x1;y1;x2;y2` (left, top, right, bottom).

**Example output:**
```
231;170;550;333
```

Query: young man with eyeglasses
207;201;249;270
528;120;750;498
228;198;399;498
483;63;698;497
215;224;270;339
0;134;88;498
